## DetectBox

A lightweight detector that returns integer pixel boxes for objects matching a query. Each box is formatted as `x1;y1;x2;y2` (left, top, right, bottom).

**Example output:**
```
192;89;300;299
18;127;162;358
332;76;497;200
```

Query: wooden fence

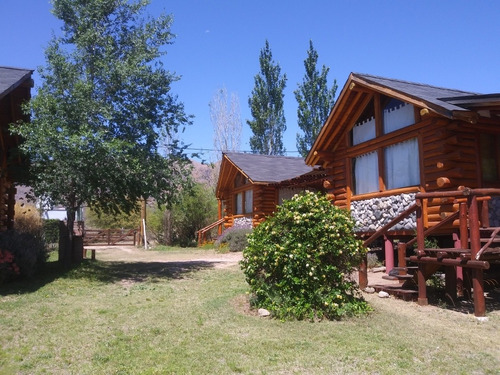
83;228;138;246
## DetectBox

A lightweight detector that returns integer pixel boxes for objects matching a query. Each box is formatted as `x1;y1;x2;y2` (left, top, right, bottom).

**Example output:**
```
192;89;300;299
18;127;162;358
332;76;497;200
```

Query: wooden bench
83;247;97;260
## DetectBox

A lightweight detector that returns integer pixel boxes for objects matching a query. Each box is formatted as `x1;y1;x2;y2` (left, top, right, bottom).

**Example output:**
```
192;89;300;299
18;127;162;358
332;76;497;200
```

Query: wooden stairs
360;188;500;317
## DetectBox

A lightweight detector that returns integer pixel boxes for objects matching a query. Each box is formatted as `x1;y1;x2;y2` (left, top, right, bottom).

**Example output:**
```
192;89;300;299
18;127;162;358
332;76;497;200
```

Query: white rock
378;291;390;298
258;308;270;317
363;287;375;294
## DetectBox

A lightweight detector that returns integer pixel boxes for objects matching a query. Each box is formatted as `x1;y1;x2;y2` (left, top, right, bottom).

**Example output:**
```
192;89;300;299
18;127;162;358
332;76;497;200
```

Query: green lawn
0;249;499;374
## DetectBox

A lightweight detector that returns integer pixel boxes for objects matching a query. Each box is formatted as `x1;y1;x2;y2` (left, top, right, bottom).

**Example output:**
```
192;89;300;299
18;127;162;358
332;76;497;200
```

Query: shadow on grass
427;285;500;315
71;259;217;284
0;258;218;296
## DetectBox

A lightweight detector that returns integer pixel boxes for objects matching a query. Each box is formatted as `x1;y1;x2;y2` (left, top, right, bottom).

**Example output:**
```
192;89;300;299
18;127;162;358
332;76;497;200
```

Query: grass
1;248;499;374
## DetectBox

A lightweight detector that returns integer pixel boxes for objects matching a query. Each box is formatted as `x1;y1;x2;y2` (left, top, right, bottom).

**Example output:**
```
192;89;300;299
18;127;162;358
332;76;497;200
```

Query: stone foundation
351;193;416;232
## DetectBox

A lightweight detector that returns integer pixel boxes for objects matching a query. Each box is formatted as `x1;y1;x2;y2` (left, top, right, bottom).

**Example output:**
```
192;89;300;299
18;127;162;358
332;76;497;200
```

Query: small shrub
42;219;60;245
215;227;252;252
241;191;370;321
366;252;381;269
0;249;20;284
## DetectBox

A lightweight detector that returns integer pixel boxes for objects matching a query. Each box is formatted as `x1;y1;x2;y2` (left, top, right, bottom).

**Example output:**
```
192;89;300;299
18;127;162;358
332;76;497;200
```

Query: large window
353;151;379;195
350;97;415;146
384;138;420;190
235;189;253;215
353;138;420;195
350;95;419;195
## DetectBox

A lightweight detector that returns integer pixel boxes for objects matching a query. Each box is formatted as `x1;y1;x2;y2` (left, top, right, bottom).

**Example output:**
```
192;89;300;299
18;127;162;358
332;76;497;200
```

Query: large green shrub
241;191;370;321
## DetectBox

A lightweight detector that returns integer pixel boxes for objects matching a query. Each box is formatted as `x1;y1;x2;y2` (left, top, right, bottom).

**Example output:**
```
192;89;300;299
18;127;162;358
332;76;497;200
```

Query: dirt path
86;245;243;269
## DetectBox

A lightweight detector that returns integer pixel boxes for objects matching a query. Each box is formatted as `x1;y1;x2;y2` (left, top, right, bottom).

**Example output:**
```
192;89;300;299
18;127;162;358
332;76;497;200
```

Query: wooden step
392;266;418;272
371;285;418;301
382;274;415;281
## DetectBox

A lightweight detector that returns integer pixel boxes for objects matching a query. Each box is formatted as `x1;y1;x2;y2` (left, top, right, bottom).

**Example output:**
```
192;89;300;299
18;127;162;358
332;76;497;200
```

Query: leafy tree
241;191;370;321
11;0;192;264
295;41;337;157
209;87;242;154
148;183;218;246
170;183;218;246
247;40;287;155
85;205;141;230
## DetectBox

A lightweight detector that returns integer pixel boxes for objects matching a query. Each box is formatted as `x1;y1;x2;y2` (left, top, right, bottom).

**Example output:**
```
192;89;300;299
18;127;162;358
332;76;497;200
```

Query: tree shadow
0;258;219;296
427;285;500;316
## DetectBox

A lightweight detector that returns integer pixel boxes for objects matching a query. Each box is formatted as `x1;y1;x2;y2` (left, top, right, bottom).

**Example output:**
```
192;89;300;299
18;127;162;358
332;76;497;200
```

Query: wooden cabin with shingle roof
0;66;33;231
306;72;500;236
215;152;325;229
306;73;500;317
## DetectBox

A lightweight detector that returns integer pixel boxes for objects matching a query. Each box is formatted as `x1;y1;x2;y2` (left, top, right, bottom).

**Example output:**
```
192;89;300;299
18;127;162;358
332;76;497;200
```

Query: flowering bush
241;191;370;320
0;230;47;281
0;249;20;284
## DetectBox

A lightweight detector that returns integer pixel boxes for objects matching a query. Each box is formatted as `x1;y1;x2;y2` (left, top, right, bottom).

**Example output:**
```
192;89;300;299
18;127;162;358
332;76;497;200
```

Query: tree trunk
59;205;82;267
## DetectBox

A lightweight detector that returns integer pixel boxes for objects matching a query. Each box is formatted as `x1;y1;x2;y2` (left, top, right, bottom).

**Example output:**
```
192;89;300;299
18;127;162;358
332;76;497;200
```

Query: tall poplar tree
209;87;242;154
295;40;337;157
11;0;192;264
247;40;287;155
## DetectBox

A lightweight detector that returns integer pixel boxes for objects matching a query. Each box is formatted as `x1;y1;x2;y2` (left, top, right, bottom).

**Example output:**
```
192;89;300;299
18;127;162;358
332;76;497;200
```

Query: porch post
468;195;486;317
416;198;428;305
359;255;368;290
384;235;394;273
453;233;464;297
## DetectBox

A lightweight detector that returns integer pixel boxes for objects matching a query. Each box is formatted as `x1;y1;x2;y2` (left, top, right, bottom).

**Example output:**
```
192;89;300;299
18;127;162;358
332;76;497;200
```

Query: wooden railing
196;218;225;246
360;187;500;317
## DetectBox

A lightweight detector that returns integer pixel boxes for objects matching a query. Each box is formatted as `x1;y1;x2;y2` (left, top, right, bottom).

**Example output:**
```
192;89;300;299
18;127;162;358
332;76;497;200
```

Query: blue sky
1;1;499;162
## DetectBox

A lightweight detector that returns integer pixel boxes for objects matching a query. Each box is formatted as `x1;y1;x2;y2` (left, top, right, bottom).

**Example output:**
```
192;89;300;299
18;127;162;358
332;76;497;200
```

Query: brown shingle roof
223;152;314;183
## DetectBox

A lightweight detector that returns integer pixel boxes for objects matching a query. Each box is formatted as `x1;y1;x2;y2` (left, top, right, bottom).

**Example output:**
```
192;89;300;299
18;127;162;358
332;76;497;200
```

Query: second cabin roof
223;152;313;184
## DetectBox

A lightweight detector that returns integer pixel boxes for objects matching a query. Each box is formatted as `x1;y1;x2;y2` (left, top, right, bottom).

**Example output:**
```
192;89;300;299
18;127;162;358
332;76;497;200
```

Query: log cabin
306;72;500;239
0;66;33;231
215;152;325;229
306;73;500;317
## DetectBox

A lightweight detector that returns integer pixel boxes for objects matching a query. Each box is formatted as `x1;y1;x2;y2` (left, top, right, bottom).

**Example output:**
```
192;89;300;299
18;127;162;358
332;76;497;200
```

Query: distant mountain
191;159;219;186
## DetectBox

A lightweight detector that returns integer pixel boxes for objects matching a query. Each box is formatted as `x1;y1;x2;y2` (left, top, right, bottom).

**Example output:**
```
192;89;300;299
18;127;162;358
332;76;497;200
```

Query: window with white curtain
353;151;379;194
383;100;415;134
352;117;376;145
235;192;243;214
244;190;253;213
384;138;420;189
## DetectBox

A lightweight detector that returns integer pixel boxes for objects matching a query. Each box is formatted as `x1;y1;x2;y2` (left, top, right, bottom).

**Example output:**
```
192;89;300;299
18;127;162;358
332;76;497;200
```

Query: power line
183;147;301;155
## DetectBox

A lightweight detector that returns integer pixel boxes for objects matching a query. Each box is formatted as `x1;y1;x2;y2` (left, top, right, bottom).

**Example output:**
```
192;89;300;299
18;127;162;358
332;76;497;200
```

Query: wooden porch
359;187;500;318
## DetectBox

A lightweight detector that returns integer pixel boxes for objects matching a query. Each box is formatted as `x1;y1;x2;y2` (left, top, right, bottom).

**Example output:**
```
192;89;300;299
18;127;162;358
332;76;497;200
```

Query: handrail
415;187;500;199
196;218;225;246
197;218;225;234
363;204;418;247
405;210;459;248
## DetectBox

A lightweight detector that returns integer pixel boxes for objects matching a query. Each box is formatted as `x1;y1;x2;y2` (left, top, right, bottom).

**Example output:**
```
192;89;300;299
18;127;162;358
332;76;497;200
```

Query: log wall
320;115;498;232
